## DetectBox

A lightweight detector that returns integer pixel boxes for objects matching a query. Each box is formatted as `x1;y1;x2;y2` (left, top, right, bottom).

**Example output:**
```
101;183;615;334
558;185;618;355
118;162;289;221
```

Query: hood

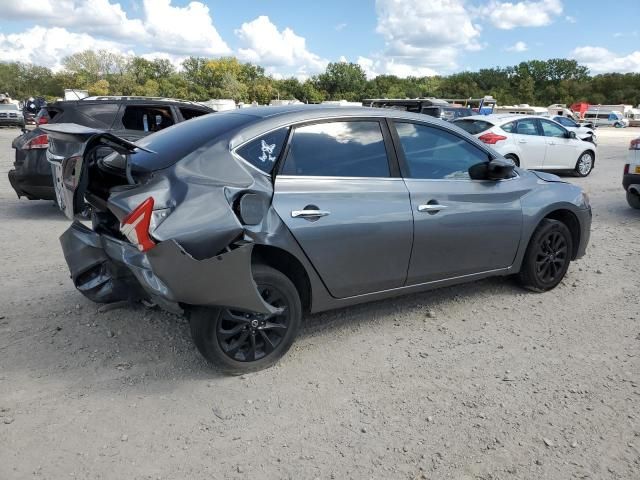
531;170;567;183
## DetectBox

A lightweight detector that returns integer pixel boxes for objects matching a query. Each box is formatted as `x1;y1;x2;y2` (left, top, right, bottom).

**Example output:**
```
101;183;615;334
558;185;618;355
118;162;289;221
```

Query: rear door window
235;128;289;174
281;121;390;177
120;105;176;132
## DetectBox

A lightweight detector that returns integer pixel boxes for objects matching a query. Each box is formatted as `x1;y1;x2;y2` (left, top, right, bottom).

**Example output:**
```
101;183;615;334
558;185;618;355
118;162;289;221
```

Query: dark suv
9;97;212;201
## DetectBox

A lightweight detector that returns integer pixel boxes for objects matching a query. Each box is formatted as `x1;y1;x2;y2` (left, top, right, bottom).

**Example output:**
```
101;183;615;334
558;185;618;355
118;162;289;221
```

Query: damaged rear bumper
60;222;276;315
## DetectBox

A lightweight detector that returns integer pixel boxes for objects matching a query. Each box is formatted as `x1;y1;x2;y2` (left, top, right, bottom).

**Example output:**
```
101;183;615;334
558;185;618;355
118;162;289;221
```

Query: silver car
44;106;592;373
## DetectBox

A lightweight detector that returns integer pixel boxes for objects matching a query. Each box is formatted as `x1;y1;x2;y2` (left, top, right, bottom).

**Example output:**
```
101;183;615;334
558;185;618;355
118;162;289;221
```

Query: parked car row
453;114;597;176
8;96;212;201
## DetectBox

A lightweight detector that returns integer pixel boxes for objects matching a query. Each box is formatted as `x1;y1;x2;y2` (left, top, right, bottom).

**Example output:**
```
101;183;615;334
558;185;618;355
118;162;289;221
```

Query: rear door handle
291;209;331;218
518;139;527;143
418;204;448;212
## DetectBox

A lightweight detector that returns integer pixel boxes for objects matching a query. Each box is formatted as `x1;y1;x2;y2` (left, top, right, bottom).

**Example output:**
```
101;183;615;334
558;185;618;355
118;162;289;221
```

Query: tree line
1;49;639;107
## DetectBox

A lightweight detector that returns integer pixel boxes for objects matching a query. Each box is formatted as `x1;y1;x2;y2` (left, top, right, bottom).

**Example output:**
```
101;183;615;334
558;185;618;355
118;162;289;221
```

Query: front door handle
518;139;527;143
418;204;448;212
291;209;331;218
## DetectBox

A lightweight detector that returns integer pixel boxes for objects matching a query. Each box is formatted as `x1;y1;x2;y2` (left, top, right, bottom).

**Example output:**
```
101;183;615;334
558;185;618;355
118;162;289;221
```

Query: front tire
504;154;520;167
190;264;302;374
517;219;573;292
627;191;640;209
574;151;594;177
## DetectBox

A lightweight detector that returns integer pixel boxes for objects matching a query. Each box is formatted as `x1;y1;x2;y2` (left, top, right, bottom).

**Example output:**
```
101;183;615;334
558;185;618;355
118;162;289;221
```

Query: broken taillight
24;133;49;149
120;197;156;252
478;132;507;144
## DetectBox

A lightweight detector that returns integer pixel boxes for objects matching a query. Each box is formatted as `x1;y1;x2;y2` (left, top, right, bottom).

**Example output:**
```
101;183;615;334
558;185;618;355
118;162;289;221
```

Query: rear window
180;107;209;120
121;105;175;132
454;119;493;135
130;112;253;172
61;103;119;128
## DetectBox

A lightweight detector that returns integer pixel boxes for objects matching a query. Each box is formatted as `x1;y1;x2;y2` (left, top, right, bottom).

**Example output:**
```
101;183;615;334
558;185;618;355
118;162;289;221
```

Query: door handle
518;139;527;143
291;209;331;218
418;204;448;212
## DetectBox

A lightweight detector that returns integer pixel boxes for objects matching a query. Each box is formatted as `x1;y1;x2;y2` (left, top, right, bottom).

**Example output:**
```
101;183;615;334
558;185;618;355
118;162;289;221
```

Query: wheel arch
581;148;596;166
540;209;581;260
252;244;312;313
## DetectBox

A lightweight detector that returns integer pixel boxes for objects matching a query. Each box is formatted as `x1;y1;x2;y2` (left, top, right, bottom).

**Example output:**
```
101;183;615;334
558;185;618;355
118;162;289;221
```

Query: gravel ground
0;125;638;480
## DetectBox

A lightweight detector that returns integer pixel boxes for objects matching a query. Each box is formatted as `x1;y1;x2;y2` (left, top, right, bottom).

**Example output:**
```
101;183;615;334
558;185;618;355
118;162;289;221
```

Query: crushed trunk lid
42;123;154;219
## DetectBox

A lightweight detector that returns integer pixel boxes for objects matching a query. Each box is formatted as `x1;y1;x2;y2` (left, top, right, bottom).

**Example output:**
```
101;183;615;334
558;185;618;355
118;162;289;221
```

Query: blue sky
1;0;639;77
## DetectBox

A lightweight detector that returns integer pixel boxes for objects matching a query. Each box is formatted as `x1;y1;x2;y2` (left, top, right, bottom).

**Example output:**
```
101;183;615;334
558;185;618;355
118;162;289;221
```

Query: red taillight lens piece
478;132;507;144
120;197;156;252
624;163;630;175
24;133;49;149
630;139;640;150
37;116;49;125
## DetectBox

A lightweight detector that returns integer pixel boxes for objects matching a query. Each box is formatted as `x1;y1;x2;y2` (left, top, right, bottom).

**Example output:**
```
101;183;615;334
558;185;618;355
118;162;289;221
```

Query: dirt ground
0;125;638;480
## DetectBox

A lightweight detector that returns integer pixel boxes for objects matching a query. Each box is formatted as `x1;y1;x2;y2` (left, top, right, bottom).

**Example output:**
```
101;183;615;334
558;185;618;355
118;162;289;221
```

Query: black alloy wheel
217;286;291;362
534;230;568;284
190;264;302;374
517;218;573;292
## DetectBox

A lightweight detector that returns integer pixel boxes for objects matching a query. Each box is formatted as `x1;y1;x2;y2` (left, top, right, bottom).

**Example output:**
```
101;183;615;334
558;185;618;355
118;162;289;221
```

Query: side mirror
567;131;577;139
468;159;515;181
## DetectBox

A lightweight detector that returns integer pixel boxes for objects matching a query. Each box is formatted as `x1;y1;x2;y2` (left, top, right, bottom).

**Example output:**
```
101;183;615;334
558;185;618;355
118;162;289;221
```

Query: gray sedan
43;106;591;373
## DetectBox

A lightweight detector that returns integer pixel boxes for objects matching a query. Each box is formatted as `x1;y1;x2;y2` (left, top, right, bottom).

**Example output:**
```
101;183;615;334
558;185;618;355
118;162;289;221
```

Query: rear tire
190;264;302;375
627;191;640;209
574;151;594;177
517;219;573;292
504;154;520;167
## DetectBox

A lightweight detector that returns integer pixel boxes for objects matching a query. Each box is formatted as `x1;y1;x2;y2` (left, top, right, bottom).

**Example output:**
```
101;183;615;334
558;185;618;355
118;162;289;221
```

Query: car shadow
2;275;527;391
0;200;66;221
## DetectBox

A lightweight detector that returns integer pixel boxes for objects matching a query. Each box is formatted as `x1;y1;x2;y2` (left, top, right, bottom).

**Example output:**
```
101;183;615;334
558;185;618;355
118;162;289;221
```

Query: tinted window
540;120;567;138
121;105;175;132
501;121;515;133
514;119;539;136
281;121;390;177
395;122;488;180
454;119;493;134
554;116;576;127
236;128;289;174
180;107;208;120
76;104;119;128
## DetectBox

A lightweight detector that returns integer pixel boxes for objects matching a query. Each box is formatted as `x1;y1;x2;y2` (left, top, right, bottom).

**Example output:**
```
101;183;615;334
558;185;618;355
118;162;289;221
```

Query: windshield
129;112;253;171
453;118;494;134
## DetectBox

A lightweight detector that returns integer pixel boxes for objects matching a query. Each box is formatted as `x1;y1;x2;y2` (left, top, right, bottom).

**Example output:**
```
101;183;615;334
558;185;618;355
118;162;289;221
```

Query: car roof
48;96;211;110
228;104;441;122
457;113;552;124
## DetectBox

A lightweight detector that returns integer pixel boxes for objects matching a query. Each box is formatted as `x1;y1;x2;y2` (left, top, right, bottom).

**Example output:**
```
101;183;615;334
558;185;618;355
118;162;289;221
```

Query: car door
539;119;578;169
390;120;525;284
511;117;547;169
272;119;414;298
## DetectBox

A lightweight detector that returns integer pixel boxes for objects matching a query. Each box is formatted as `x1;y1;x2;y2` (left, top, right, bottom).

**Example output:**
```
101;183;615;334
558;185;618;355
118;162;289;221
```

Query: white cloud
484;0;563;29
0;26;130;71
572;46;640;73
1;0;230;57
373;0;482;74
565;15;576;23
506;41;528;52
235;16;328;78
356;55;437;79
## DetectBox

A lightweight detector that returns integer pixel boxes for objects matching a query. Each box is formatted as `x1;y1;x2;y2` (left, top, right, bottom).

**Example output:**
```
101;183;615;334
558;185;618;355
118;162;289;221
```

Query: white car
623;136;640;209
454;114;597;177
551;116;597;144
